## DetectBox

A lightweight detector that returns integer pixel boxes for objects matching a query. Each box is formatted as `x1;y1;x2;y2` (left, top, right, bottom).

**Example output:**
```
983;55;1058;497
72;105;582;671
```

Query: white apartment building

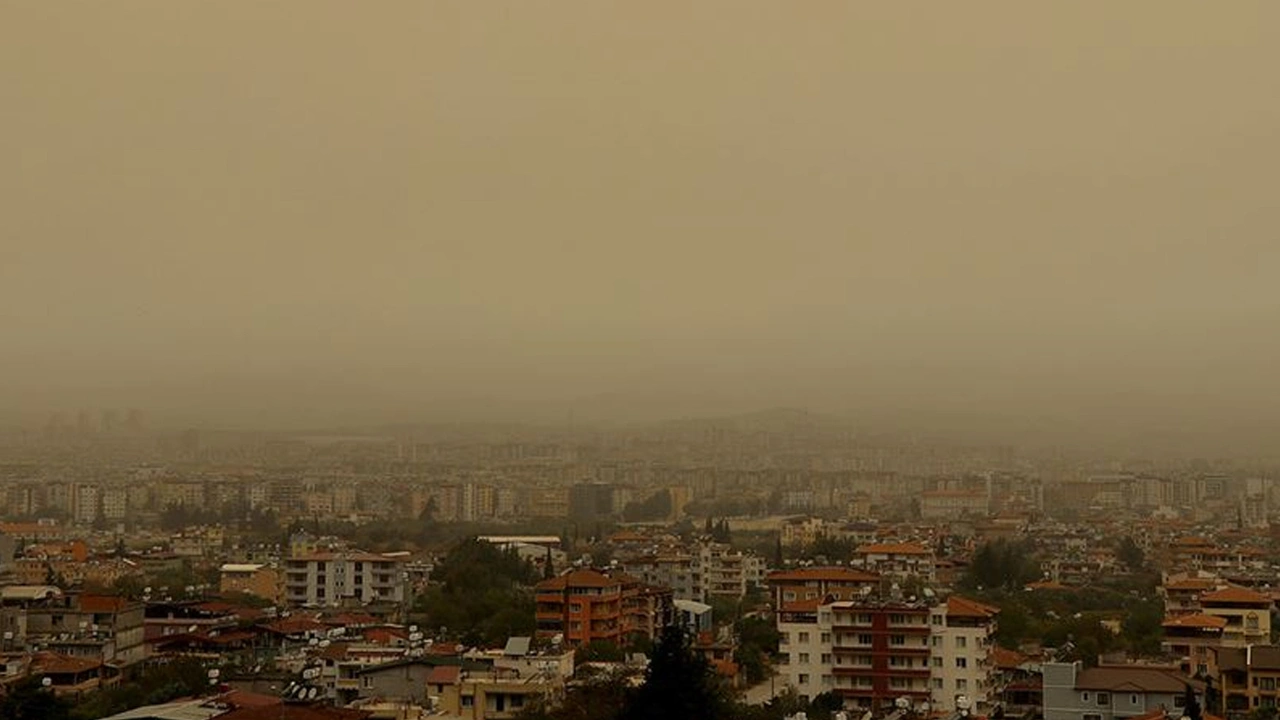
101;486;128;521
776;595;998;712
73;484;100;525
928;596;1000;714
284;551;406;607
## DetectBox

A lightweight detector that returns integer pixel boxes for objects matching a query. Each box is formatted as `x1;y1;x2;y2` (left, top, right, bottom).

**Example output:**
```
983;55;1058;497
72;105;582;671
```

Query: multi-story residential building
1200;586;1272;646
766;567;880;608
156;481;205;510
929;596;999;714
1217;645;1280;718
920;490;989;520
1161;614;1226;677
284;551;406;607
624;553;699;602
1160;576;1219;616
777;597;932;710
1042;662;1203;720
698;541;766;600
100;486;128;522
533;569;670;647
72;484;100;525
7;591;147;667
219;563;283;604
853;543;936;582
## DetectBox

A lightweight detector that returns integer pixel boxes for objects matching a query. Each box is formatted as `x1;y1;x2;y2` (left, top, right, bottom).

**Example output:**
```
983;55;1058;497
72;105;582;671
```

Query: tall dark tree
544;546;555;579
1116;537;1146;572
1183;684;1202;720
624;625;730;720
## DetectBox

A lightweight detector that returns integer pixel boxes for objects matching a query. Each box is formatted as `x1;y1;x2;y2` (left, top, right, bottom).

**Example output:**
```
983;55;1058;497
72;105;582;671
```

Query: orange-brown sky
2;2;1278;447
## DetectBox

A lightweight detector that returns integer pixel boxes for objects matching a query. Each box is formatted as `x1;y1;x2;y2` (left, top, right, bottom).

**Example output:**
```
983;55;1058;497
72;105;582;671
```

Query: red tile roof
767;567;879;583
946;595;1000;618
856;543;932;556
1200;586;1271;604
1162;613;1228;629
78;594;132;613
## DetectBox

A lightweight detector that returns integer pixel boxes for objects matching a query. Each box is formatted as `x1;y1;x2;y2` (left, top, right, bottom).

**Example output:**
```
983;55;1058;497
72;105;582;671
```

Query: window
932;657;943;668
957;679;968;691
1097;692;1110;706
1083;714;1102;720
1174;695;1186;708
779;632;790;645
956;636;967;648
461;697;474;708
798;674;810;685
1082;693;1091;703
932;614;944;625
932;636;942;647
956;658;967;669
822;654;832;665
1130;695;1139;705
1265;698;1277;709
799;653;810;664
799;632;810;644
889;635;905;646
1248;614;1260;631
821;633;832;644
932;678;944;689
857;634;873;646
1263;678;1277;691
889;614;906;624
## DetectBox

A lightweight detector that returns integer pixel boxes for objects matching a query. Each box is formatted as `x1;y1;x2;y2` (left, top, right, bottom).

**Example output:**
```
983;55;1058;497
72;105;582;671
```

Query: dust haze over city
7;4;1280;720
3;1;1278;457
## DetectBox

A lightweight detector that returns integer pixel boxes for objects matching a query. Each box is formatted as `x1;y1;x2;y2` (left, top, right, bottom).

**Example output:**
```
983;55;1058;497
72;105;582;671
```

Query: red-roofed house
765;567;879;608
1161;613;1226;676
852;543;937;582
1199;586;1272;646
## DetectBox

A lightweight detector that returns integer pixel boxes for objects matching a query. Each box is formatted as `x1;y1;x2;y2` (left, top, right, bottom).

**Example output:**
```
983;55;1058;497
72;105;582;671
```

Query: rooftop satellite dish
308;687;320;700
895;697;910;709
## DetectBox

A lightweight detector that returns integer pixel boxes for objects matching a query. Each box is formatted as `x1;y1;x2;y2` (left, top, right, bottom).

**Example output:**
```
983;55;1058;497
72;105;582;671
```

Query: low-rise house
1042;661;1203;720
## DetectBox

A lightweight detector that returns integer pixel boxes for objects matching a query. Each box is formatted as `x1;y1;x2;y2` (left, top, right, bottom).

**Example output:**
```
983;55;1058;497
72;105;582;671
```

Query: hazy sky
3;2;1279;442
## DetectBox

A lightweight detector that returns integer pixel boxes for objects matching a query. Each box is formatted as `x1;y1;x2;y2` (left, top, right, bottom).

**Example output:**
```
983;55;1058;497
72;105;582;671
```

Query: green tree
1183;684;1203;720
0;677;73;720
415;537;537;646
624;625;731;720
1116;537;1146;572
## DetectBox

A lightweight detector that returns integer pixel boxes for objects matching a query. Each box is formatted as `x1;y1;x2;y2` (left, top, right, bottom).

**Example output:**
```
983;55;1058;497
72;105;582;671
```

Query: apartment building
1217;645;1280;717
533;568;671;647
3;591;147;668
853;543;937;582
920;490;989;520
777;598;932;710
929;596;999;713
1199;586;1273;646
1161;613;1226;677
284;551;406;607
767;567;880;608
